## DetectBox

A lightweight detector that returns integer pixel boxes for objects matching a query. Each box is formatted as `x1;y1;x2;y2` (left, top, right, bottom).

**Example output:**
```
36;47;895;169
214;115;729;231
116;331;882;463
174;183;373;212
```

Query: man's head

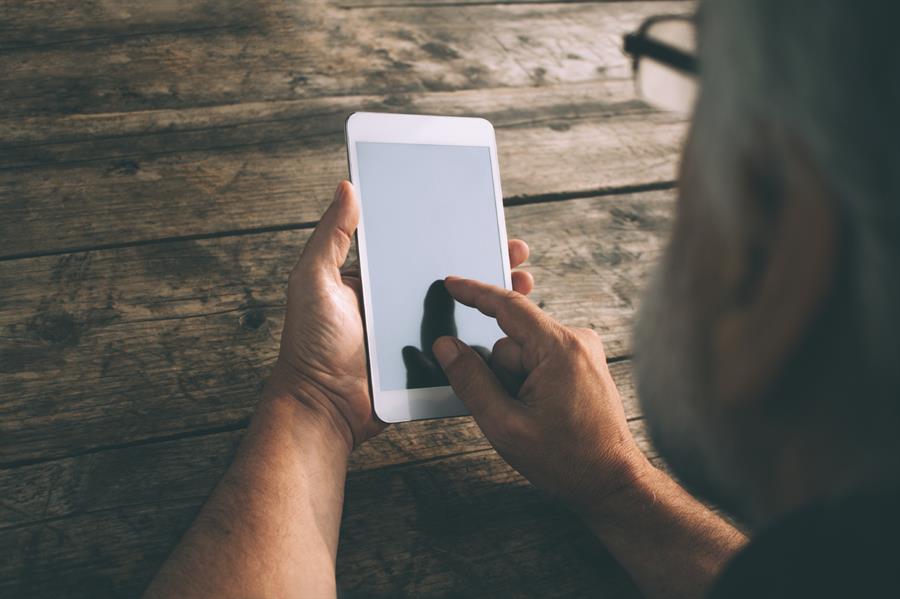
634;0;900;525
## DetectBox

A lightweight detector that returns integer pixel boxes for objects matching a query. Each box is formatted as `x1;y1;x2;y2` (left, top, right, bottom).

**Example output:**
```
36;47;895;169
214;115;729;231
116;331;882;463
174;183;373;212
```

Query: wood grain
0;0;678;49
0;2;684;259
0;188;673;465
0;1;685;116
0;364;658;599
0;83;685;256
0;453;671;599
0;1;259;49
0;2;691;596
0;78;685;260
0;363;645;530
337;0;689;7
0;0;691;50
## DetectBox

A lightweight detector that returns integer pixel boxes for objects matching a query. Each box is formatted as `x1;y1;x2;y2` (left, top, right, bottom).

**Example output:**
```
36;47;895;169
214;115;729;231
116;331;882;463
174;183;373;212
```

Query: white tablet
345;112;512;423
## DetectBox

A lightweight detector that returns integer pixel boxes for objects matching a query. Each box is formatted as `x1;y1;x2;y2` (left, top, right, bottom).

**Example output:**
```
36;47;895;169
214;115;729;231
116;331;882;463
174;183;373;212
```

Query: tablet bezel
345;111;513;423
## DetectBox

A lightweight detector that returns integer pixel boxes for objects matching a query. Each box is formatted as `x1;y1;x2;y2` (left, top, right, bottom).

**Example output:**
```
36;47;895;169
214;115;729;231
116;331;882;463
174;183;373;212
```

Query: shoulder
708;485;900;598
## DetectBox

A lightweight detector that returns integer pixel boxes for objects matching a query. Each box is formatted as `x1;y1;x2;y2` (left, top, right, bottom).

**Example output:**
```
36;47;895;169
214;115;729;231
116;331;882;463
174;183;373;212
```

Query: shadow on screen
402;279;491;389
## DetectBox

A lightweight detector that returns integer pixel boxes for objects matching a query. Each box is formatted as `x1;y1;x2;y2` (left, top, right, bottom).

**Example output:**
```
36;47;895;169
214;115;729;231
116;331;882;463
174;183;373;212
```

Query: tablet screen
356;141;506;392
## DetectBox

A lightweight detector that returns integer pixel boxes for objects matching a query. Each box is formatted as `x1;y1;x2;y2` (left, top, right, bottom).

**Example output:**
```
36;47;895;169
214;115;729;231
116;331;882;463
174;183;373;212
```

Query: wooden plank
0;188;673;465
1;79;662;162
0;378;658;599
0;81;684;258
338;445;666;598
0;82;685;256
0;363;646;530
0;1;684;117
338;0;688;6
0;1;260;49
0;0;691;50
0;499;200;599
0;437;666;599
0;0;690;50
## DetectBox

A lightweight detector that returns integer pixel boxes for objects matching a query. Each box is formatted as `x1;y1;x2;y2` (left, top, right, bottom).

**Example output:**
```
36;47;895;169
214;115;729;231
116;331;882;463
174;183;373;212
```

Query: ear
712;127;838;403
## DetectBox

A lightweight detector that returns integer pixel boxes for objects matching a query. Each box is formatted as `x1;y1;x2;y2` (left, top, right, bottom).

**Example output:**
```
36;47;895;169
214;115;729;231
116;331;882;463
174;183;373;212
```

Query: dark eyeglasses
622;15;699;114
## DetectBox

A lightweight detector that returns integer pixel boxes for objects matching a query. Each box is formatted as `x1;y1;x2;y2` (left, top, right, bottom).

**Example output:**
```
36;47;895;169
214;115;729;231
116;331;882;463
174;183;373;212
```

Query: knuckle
495;301;512;323
581;326;601;340
569;327;603;354
496;290;519;312
583;328;607;359
333;226;354;257
562;328;586;350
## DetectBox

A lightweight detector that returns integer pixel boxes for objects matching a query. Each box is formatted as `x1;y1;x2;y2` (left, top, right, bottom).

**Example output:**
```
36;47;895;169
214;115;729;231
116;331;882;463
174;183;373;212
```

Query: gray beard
632;261;745;517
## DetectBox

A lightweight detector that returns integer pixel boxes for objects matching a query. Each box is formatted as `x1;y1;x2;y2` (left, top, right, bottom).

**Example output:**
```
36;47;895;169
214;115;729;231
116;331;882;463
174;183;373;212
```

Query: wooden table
0;0;689;596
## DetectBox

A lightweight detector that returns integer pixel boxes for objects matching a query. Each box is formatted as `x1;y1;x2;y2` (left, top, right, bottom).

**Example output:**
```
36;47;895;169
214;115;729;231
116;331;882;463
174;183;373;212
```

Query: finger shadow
402;279;456;389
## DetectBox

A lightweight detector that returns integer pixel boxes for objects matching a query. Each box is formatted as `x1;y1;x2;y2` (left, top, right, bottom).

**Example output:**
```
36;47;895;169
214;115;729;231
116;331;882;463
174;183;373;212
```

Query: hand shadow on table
402;279;491;389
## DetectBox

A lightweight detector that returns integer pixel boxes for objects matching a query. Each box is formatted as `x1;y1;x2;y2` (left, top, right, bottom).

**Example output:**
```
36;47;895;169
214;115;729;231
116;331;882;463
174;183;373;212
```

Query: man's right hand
431;276;651;514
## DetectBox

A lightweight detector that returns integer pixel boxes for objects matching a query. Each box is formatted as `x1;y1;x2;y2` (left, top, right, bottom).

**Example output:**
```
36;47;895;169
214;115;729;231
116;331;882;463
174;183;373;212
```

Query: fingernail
433;337;460;367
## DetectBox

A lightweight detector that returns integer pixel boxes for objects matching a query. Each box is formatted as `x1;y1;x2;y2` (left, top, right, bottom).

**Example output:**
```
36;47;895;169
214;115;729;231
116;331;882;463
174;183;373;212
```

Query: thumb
433;336;526;435
298;181;359;276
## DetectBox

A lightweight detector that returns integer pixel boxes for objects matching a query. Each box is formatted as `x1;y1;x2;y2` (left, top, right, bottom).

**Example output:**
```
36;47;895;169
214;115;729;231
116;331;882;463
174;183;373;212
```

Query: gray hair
693;0;900;398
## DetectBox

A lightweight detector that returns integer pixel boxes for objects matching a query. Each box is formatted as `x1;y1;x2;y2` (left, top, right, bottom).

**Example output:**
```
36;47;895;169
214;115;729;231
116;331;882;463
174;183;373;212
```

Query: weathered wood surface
0;0;693;596
337;0;688;7
0;188;672;466
0;0;688;50
0;362;657;598
0;364;647;528
1;1;683;114
1;7;686;258
1;83;682;258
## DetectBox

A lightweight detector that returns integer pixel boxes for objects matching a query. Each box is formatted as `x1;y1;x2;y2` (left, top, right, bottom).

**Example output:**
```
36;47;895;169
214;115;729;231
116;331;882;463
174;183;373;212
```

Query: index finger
443;276;556;345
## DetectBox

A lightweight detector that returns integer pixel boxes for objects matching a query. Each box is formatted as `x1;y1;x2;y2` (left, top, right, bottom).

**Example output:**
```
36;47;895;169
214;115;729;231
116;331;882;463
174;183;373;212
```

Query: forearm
583;459;747;599
144;394;351;598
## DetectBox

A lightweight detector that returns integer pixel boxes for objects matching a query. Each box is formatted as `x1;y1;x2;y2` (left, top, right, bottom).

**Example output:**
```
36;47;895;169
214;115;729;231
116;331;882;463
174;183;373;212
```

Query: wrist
259;364;355;458
583;459;669;543
573;447;658;525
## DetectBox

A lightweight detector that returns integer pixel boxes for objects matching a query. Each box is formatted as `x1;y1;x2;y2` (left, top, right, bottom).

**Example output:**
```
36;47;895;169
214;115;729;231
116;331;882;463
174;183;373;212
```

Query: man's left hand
264;180;534;451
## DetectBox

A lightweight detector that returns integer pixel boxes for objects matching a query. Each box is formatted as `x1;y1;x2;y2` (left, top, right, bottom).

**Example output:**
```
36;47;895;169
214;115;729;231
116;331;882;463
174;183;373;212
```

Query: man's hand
147;183;537;598
264;181;535;451
263;180;380;452
430;277;649;513
431;277;746;599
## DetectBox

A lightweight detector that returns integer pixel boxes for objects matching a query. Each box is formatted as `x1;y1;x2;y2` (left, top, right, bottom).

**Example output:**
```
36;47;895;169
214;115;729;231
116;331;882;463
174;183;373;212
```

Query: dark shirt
708;485;900;598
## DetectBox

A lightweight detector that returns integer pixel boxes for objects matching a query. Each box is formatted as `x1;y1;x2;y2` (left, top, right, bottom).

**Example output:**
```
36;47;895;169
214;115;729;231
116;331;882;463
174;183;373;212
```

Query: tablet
345;112;512;423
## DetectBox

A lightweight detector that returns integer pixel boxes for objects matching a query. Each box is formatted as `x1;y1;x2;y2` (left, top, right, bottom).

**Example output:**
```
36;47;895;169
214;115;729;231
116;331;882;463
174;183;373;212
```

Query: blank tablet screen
356;141;506;392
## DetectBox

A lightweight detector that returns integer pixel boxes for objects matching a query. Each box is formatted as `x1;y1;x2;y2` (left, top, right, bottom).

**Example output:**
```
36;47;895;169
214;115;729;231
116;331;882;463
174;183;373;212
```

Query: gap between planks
0;180;675;262
0;434;652;534
0;24;254;53
0;188;672;465
0;365;637;472
0;0;695;54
